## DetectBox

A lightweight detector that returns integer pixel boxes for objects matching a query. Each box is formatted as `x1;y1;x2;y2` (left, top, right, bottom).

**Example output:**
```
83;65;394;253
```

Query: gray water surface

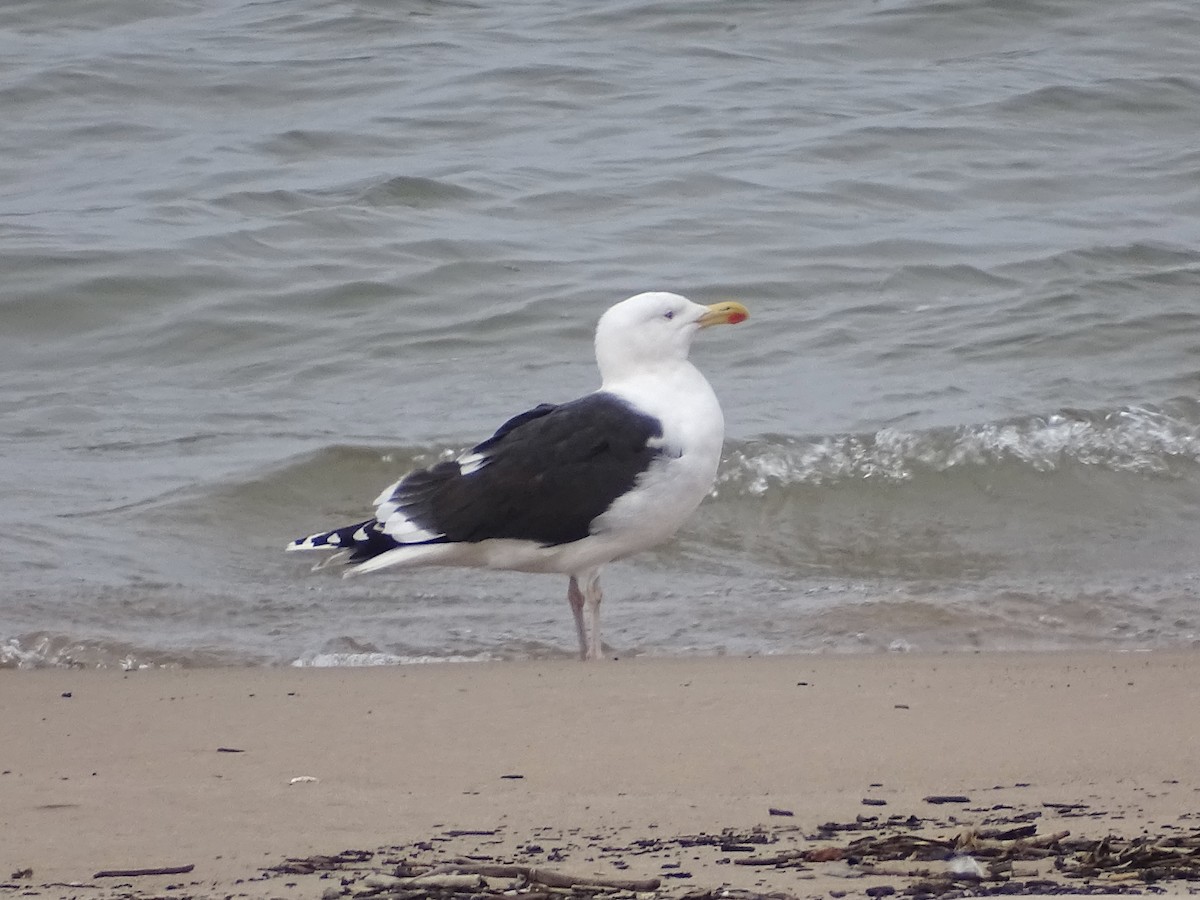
2;0;1199;666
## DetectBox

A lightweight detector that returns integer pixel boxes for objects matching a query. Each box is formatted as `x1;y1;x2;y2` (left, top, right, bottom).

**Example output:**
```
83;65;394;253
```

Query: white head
593;291;748;383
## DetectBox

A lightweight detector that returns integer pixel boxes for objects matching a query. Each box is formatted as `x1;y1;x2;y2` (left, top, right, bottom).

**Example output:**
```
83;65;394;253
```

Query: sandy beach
3;652;1199;899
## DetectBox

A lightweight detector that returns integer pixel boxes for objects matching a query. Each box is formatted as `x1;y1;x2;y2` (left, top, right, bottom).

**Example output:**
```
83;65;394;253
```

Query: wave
0;632;259;670
718;400;1200;494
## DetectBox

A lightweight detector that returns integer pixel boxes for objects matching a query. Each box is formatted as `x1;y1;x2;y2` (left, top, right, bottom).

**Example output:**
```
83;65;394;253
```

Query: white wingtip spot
372;478;404;508
457;451;489;475
381;514;444;544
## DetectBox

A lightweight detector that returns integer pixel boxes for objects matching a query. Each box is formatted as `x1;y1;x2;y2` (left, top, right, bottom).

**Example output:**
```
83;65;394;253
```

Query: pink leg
567;576;588;661
567;570;605;660
578;569;603;661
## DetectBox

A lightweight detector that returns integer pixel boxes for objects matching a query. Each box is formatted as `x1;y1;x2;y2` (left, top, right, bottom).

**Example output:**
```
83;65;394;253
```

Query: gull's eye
663;310;675;320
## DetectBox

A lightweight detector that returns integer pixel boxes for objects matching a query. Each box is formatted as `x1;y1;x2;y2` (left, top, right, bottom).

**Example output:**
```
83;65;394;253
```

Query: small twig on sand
734;849;810;867
93;864;195;878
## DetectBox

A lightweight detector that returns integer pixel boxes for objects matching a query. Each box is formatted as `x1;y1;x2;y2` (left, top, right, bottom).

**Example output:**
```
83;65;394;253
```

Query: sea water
2;0;1198;666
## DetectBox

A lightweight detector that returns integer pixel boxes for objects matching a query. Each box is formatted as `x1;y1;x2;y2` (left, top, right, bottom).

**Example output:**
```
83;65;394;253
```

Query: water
2;0;1199;667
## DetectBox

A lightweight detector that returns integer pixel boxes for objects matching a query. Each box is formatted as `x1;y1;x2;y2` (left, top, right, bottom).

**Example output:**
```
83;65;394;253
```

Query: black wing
379;392;665;546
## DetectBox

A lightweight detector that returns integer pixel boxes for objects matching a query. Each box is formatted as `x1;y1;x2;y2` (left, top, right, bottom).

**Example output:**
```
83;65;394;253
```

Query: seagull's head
594;291;748;380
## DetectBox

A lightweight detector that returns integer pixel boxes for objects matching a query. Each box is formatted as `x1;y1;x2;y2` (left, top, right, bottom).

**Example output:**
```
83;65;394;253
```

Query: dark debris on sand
5;809;1199;900
254;811;1200;900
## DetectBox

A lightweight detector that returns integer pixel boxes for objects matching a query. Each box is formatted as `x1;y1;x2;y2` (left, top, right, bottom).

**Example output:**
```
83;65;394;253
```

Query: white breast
589;360;726;553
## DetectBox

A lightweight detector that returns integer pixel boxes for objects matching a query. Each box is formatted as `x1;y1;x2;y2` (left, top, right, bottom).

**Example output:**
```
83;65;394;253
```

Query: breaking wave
718;400;1200;495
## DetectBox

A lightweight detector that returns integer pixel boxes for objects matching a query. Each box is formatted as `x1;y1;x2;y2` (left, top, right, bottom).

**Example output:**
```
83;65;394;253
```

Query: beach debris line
249;813;1200;900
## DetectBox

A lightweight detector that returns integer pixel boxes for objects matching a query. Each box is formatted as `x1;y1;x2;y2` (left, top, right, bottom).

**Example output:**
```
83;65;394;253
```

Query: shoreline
3;650;1198;898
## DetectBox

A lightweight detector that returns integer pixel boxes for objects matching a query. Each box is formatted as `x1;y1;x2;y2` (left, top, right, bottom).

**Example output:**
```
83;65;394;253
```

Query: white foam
290;652;491;667
719;404;1200;493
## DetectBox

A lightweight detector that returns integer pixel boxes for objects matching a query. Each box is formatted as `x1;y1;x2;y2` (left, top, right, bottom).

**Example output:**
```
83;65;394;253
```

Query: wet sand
3;652;1198;899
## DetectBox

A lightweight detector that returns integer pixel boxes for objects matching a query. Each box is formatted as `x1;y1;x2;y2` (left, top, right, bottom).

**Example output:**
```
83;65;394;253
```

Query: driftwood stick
734;849;809;866
93;864;195;878
432;862;527;878
528;867;660;891
430;861;659;891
